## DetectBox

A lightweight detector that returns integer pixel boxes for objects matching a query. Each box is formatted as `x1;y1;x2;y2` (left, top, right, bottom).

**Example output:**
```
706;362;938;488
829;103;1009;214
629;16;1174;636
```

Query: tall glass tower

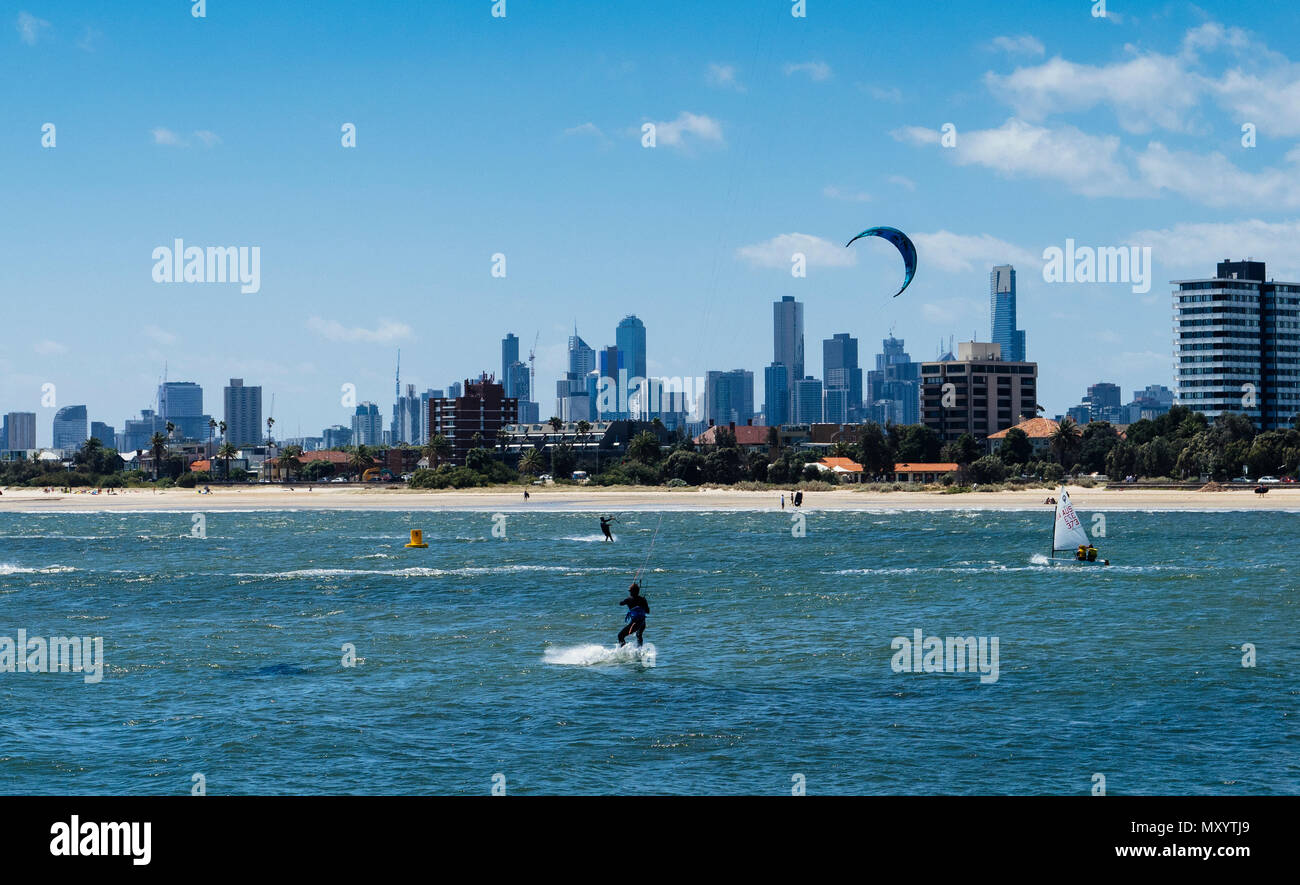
990;265;1026;361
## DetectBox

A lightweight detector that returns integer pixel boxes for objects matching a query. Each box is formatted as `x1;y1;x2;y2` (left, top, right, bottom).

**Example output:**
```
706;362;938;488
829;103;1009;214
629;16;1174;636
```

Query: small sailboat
1050;486;1106;564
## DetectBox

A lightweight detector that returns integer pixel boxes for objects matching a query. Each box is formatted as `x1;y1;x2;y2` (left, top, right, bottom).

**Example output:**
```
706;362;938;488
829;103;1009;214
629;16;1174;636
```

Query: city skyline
9;1;1300;444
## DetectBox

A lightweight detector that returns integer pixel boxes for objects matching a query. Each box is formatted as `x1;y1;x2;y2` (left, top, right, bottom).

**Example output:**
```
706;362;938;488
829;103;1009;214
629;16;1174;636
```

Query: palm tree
628;430;661;463
1050;418;1083;469
217;442;238;481
576;419;593;471
265;417;275;446
149;432;168;481
423;434;452;470
208;418;217;457
518;448;544;477
548;416;564;433
276;445;303;483
348;445;371;480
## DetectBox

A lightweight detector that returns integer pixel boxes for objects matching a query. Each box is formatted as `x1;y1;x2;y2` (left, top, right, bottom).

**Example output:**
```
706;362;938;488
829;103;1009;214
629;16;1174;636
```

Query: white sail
1052;487;1091;552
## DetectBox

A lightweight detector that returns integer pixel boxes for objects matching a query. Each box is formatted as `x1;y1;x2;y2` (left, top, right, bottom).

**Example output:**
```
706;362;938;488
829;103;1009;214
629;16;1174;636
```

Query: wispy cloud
33;339;67;356
736;233;856;270
783;61;832;82
143;325;177;346
888;174;916;191
706;62;745;92
307;317;411;344
989;35;1045;57
151;128;221;148
823;186;871;203
16;11;50;45
75;26;100;52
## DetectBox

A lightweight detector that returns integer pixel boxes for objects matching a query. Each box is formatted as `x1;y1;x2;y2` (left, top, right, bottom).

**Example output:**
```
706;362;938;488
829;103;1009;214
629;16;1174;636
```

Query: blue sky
6;0;1300;444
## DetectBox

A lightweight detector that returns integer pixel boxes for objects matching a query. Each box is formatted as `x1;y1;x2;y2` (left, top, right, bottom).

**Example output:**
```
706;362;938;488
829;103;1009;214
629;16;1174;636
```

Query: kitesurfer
600;515;616;541
618;582;649;647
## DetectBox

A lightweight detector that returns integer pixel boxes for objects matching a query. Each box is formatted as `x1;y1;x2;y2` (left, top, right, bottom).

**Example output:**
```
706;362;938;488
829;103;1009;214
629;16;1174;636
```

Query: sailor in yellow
1086;545;1098;562
1076;545;1088;561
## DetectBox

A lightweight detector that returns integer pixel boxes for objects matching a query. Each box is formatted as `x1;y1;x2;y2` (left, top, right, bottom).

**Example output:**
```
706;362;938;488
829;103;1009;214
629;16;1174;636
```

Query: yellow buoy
405;529;428;548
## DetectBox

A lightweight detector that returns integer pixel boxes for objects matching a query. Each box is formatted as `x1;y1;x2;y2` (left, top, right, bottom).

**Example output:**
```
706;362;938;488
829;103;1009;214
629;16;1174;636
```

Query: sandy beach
2;484;1298;512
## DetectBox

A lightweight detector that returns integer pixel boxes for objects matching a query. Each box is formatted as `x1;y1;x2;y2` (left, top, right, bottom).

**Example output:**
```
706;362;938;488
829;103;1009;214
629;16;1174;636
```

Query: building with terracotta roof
815;456;864;482
893;462;959;483
985;417;1060;456
693;422;773;452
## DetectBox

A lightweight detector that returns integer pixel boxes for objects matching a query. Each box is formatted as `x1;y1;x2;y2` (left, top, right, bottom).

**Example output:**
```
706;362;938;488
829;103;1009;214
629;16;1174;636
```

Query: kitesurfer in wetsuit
618;583;649;647
600;516;616;542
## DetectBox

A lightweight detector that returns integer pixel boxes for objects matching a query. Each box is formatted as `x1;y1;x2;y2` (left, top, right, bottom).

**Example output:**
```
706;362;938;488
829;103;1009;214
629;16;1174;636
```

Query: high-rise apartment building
823;333;863;422
866;336;921;426
3;412;36;451
158;381;211;441
223;378;263;447
704;369;754;427
1173;259;1300;429
430;374;518;465
920;342;1039;442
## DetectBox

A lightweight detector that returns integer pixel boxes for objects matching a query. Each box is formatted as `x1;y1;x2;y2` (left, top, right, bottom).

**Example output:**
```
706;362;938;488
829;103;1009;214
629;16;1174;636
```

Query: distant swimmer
618;582;649;647
600;516;617;542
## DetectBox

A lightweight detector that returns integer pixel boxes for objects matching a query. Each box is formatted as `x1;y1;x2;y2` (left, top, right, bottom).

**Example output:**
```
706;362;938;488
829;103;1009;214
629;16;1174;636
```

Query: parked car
1259;476;1281;483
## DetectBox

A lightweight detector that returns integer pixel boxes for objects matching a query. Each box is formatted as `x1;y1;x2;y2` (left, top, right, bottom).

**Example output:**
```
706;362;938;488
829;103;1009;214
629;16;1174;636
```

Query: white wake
543;642;657;668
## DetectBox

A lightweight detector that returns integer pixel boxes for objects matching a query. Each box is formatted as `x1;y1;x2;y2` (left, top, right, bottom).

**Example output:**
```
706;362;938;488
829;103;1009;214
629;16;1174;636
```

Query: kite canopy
845;226;917;297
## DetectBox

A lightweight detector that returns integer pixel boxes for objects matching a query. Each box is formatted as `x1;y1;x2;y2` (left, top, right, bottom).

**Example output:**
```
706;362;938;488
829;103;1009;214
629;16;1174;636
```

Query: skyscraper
1174;259;1300;429
792;377;823;425
53;405;88;450
158;381;211;441
616;316;647;382
91;421;115;448
121;409;166;453
704;370;754;427
990;265;1027;362
599;345;623;418
557;329;596;421
773;296;805;381
351;403;384;447
3;412;36;451
867;336;922;426
763;364;790;426
823;333;863;422
223;378;263;447
502;333;520;396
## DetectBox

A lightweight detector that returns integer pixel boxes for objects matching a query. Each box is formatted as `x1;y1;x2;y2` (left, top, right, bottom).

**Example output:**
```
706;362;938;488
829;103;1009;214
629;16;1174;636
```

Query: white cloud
75;26;100;52
736;233;856;270
1129;218;1300;280
990;35;1045;57
33;339;66;355
822;186;871;203
16;11;49;45
151;128;184;146
783;61;832;82
888;174;916;191
563;122;605;139
643;111;724;149
1136;142;1300;208
193;130;221;147
307;317;412;344
910;230;1038;274
894;118;1142;198
706;62;744;92
858;83;902;102
985;54;1203;134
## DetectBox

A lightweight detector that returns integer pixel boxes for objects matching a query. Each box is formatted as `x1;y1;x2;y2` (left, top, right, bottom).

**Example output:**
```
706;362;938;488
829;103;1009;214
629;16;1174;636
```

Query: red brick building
430;373;519;466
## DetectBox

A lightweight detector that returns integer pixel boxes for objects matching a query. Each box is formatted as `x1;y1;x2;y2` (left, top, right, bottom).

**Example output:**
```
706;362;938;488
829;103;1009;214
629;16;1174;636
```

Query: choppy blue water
0;507;1295;795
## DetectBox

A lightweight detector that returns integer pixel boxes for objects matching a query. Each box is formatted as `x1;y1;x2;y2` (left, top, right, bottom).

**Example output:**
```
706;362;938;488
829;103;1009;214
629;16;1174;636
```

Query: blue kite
845;226;917;297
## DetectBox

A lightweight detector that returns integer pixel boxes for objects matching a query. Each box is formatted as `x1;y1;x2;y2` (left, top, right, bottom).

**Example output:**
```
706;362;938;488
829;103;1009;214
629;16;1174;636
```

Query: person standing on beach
600;515;616;541
780;494;785;510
